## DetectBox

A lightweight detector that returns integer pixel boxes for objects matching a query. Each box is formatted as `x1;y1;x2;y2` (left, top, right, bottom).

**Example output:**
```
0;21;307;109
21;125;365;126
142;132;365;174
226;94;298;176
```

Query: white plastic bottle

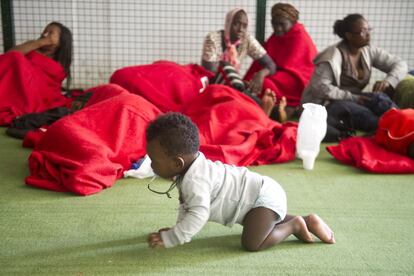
296;103;327;170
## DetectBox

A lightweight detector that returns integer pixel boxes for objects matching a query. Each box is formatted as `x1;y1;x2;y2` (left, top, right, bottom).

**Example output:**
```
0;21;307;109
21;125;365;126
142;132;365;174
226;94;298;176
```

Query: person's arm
248;54;277;94
201;60;218;74
246;34;276;94
257;54;276;75
370;46;408;90
159;180;211;248
309;62;360;102
148;198;191;248
176;203;186;223
8;35;57;56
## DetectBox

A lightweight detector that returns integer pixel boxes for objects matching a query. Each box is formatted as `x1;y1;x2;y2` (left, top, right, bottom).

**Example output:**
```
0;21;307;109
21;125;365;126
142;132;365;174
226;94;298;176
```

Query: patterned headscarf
271;3;299;23
222;8;247;71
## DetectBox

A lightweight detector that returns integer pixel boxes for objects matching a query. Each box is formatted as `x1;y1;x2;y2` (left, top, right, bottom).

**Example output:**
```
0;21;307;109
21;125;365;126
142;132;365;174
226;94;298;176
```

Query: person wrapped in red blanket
244;3;317;118
110;61;213;113
326;108;414;173
182;84;298;166
112;62;298;166
25;83;299;195
0;22;73;126
26;70;298;195
25;84;162;195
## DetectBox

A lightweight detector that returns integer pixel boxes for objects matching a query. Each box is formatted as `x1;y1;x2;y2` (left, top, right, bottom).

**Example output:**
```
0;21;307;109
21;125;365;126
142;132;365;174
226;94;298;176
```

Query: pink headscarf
222;8;247;71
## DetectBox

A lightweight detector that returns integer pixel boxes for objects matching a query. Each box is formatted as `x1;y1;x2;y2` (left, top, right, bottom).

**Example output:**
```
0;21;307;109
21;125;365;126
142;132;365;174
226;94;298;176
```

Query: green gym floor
1;128;413;275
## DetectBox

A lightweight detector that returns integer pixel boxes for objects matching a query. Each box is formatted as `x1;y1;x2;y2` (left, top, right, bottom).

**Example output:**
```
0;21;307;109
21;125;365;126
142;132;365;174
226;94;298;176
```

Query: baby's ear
174;156;185;169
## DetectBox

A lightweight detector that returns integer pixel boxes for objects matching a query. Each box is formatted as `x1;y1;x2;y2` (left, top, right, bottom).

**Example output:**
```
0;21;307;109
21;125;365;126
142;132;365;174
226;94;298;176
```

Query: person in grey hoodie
145;112;335;251
301;14;407;141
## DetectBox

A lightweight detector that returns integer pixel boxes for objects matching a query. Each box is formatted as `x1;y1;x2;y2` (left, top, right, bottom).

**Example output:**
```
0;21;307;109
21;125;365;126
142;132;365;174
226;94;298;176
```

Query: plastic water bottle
296;103;327;170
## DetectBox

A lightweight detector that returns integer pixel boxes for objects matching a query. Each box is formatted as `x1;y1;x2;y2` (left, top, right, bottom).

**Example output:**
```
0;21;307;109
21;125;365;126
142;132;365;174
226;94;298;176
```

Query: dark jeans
323;92;397;142
324;101;378;142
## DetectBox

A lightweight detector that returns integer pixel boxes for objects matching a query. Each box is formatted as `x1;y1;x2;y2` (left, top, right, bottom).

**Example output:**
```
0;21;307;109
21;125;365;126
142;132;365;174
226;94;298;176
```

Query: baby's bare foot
261;89;276;116
292;216;313;243
305;214;336;244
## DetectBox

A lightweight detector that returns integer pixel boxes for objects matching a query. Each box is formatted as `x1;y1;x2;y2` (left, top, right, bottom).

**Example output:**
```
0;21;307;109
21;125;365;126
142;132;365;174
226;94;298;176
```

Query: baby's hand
148;232;165;248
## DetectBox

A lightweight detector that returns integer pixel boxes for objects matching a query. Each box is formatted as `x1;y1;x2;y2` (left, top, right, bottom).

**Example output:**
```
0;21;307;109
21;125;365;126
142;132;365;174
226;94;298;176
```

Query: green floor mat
0;128;413;275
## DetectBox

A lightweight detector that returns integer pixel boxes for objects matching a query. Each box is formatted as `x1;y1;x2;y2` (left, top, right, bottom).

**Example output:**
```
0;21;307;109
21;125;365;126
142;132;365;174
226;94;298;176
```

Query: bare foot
291;216;314;243
260;89;276;116
304;214;336;244
279;96;287;109
278;96;287;123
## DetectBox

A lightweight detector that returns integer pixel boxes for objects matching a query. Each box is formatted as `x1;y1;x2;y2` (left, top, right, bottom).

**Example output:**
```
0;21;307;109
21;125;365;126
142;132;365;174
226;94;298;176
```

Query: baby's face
146;138;178;179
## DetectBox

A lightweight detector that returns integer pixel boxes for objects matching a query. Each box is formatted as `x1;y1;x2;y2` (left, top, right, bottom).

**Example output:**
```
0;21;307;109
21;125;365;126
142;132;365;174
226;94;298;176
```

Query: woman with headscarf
0;22;73;125
301;14;407;141
244;3;317;120
201;8;278;116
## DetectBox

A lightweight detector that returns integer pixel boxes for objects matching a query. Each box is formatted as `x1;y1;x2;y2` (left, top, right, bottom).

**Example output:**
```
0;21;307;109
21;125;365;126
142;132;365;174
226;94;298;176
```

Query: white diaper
253;176;287;223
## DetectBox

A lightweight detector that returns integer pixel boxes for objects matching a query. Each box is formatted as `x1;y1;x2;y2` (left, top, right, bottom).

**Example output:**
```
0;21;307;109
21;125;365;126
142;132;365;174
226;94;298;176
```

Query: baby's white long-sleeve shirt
160;152;263;248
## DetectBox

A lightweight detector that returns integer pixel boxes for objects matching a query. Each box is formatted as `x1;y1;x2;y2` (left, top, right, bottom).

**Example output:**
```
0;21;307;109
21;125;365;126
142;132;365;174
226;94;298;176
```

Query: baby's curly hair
146;112;200;156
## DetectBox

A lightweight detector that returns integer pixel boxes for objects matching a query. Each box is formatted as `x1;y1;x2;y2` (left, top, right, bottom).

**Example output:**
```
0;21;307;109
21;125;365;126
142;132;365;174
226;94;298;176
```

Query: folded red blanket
25;84;161;195
183;84;298;166
110;60;213;112
0;51;68;125
326;137;414;173
375;108;414;156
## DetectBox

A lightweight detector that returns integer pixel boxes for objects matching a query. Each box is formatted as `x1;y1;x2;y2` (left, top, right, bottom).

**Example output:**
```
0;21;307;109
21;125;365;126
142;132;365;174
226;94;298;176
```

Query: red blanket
0;51;68;125
110;61;213;112
326;137;414;173
25;84;161;195
22;84;131;148
183;84;298;166
244;23;317;107
25;83;297;195
111;61;297;165
375;108;414;155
